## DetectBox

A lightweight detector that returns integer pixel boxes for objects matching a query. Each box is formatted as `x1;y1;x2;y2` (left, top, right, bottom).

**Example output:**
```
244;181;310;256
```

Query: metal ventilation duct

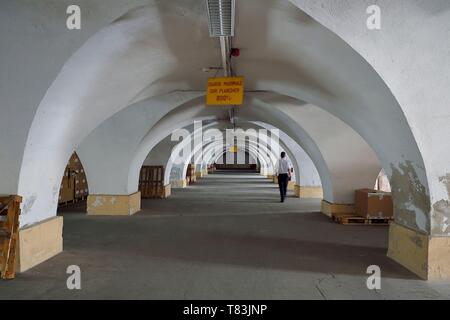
206;0;235;37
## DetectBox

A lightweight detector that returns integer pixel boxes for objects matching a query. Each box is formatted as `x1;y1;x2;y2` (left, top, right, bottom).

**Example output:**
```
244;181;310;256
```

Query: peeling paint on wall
390;161;430;232
22;194;37;216
91;196;104;208
431;174;450;235
439;174;450;198
52;185;59;205
170;166;183;181
432;200;450;234
409;234;424;248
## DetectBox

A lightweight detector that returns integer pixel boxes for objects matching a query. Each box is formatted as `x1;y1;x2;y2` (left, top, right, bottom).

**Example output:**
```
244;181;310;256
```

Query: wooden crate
59;173;75;205
355;189;393;219
186;164;196;185
70;153;89;201
0;195;22;280
331;212;392;226
74;174;89;201
139;166;165;198
59;152;89;205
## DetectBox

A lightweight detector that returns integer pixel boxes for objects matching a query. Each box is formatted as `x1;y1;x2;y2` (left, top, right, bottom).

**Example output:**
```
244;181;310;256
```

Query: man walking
276;152;291;202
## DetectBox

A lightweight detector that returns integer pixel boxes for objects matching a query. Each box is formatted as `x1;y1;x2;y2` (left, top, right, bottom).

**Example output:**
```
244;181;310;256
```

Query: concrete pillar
320;200;355;218
290;0;450;281
294;185;323;198
260;166;267;176
17;216;63;272
287;181;295;191
162;184;171;198
195;171;203;179
171;179;187;188
87;191;141;216
195;164;203;179
388;223;450;280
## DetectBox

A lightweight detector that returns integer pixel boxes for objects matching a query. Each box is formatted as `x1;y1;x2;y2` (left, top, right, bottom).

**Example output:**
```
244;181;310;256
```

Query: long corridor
1;172;449;299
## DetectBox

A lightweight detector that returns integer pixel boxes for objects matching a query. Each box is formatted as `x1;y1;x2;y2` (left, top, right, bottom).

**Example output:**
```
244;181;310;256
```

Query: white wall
76;92;202;196
0;0;146;194
290;0;450;235
0;0;442;234
144;136;180;166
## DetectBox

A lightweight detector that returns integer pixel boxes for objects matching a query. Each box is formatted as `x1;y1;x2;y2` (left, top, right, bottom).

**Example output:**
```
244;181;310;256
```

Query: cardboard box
355;189;393;219
59;176;75;203
75;183;89;198
68;152;83;171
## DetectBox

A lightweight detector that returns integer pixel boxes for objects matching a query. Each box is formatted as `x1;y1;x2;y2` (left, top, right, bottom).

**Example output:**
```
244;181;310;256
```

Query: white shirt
276;158;291;175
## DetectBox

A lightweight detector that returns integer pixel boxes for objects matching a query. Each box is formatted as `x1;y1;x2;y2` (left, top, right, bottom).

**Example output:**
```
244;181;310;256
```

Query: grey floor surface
1;171;450;299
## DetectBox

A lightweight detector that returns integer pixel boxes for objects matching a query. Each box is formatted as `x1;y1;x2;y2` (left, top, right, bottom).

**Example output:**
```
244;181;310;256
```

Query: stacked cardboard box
186;164;196;185
74;169;89;200
355;189;393;219
58;152;89;205
139;166;165;198
59;168;75;204
70;153;89;200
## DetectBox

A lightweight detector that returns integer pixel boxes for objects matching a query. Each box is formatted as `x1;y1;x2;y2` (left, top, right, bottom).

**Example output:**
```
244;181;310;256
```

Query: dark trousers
278;174;289;201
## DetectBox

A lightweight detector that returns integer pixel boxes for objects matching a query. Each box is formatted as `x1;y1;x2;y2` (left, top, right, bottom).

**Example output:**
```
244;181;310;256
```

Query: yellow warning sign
206;76;244;105
229;145;238;153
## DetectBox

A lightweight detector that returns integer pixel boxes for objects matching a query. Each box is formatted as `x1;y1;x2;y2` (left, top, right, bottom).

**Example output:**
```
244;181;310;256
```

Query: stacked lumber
331;212;392;225
0;195;22;280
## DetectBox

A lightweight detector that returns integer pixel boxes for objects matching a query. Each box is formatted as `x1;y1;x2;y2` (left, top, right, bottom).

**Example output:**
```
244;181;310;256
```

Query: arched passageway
1;0;450;298
3;168;450;299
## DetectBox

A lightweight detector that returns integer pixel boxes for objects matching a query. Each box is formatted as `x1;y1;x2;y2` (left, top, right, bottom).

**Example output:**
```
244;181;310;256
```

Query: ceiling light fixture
205;0;235;37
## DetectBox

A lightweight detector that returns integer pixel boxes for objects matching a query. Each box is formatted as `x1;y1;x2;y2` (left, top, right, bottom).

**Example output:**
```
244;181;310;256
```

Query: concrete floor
2;171;450;299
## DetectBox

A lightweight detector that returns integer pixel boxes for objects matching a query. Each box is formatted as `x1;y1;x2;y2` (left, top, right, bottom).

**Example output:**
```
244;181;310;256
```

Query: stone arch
127;98;336;203
9;0;440;279
164;122;296;186
16;1;424;231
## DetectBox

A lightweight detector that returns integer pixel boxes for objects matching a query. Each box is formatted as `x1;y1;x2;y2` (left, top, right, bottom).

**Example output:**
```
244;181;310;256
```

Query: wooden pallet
0;195;22;280
74;195;87;202
58;199;75;207
332;213;392;226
